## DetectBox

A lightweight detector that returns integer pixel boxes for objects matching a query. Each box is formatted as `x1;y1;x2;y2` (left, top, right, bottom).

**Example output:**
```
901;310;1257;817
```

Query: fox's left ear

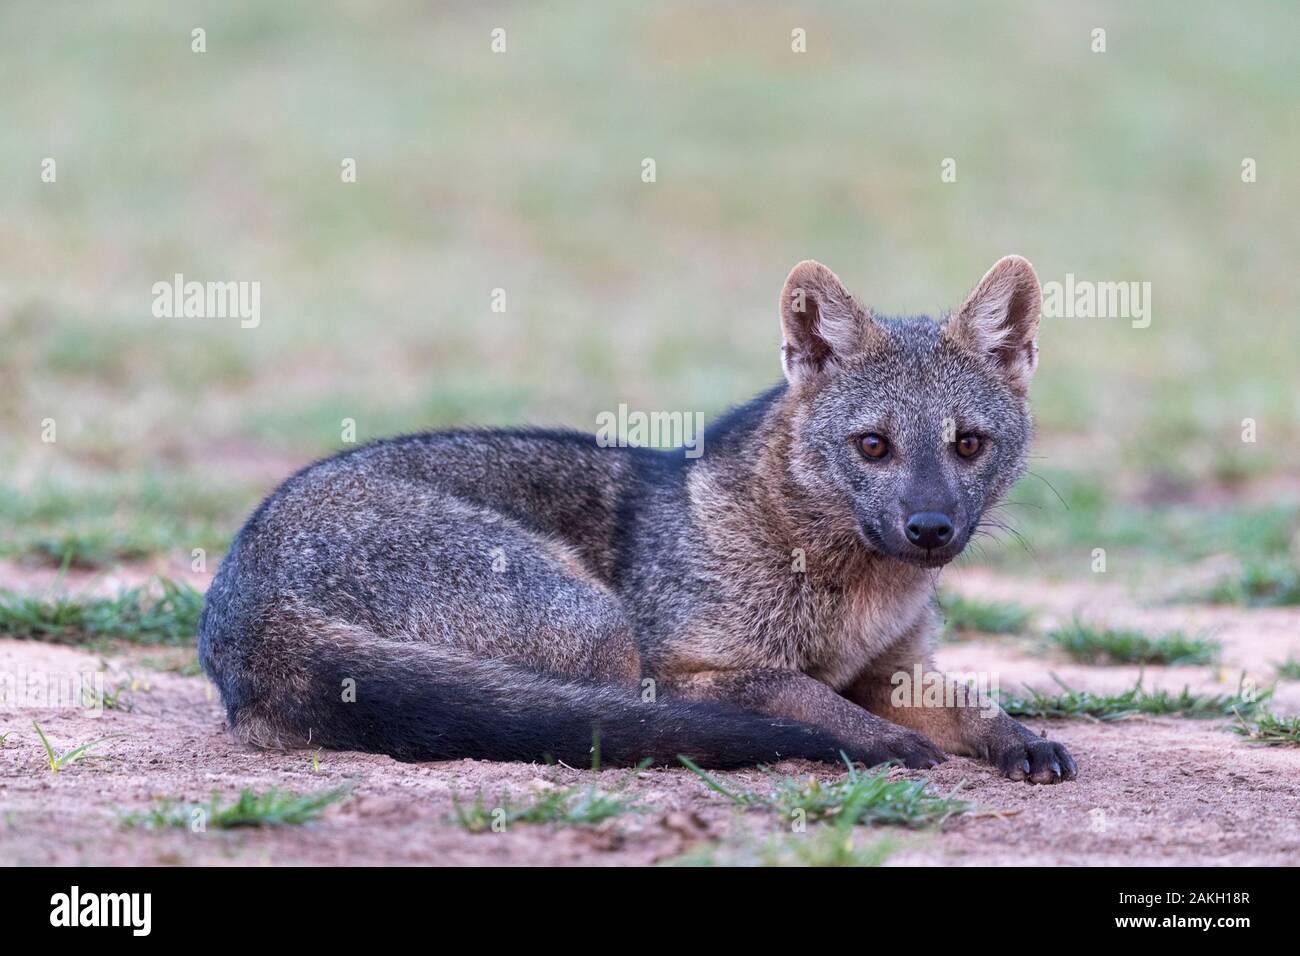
945;255;1041;393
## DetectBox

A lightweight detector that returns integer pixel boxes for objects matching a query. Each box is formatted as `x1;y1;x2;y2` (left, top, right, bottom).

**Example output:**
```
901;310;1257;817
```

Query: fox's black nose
905;512;954;550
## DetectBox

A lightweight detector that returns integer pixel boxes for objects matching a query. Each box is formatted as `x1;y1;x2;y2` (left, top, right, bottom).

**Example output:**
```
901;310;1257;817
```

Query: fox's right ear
779;260;873;383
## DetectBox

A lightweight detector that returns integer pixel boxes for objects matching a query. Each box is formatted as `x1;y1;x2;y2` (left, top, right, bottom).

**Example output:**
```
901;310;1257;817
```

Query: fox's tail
202;613;860;769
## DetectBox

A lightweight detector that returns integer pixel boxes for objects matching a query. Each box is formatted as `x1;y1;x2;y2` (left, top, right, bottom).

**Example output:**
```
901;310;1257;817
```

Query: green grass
1047;621;1220;666
1190;561;1300;608
671;825;899;868
24;532;158;570
452;782;642;832
938;592;1033;639
998;674;1271;721
0;578;203;646
0;476;248;570
981;478;1300;574
32;721;120;774
122;787;351;830
680;756;968;829
1274;658;1300;680
673;757;961;866
82;678;136;713
1229;710;1300;746
138;653;204;676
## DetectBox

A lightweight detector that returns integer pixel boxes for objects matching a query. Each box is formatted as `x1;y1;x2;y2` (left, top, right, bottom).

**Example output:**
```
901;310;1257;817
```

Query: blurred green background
1;1;1297;594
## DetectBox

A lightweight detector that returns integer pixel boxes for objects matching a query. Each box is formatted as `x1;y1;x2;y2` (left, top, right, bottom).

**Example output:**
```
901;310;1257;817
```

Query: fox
198;254;1077;784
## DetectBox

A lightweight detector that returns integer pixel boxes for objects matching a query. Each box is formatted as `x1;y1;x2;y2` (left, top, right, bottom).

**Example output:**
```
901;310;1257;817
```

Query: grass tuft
1274;658;1300;680
1229;710;1300;746
1047;621;1220;666
32;720;120;774
999;674;1270;721
82;678;136;712
138;653;204;676
680;755;968;829
671;825;898;868
1191;560;1300;607
24;533;158;571
0;578;203;646
937;592;1033;639
122;787;350;829
453;777;643;832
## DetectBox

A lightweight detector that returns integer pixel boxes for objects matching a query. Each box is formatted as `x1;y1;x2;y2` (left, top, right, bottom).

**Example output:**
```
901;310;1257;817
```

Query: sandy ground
1;565;1298;866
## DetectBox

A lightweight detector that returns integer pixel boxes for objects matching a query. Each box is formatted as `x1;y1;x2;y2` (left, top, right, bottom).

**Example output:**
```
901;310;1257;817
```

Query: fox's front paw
990;736;1077;785
857;728;947;770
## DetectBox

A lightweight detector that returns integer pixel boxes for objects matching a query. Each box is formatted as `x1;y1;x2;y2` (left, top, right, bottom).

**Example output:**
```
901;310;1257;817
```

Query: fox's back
240;429;652;581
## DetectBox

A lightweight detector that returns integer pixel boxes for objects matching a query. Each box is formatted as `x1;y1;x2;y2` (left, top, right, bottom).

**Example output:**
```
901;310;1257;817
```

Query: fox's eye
955;434;982;459
859;434;890;460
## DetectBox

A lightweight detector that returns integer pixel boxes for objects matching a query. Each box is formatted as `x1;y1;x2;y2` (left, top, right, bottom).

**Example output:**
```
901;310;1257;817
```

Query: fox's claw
993;737;1077;784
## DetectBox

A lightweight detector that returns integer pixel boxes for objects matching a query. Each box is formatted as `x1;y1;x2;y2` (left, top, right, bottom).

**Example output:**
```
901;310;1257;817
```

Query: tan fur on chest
801;566;932;689
680;461;934;686
687;556;933;688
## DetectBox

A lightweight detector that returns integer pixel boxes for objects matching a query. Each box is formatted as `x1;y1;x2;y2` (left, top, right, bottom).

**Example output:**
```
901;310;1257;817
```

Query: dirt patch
1;572;1298;866
944;566;1300;683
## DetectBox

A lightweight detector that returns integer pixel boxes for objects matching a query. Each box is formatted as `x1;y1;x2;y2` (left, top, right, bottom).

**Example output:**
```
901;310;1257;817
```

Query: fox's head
778;255;1040;568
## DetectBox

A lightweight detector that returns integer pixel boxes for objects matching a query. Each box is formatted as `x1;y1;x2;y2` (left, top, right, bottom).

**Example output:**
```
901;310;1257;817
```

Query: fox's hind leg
442;535;640;686
304;495;642;686
203;488;646;755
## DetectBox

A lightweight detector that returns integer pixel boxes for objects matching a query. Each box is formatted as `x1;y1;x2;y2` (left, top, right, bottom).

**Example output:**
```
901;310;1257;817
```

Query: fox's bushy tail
205;616;858;769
